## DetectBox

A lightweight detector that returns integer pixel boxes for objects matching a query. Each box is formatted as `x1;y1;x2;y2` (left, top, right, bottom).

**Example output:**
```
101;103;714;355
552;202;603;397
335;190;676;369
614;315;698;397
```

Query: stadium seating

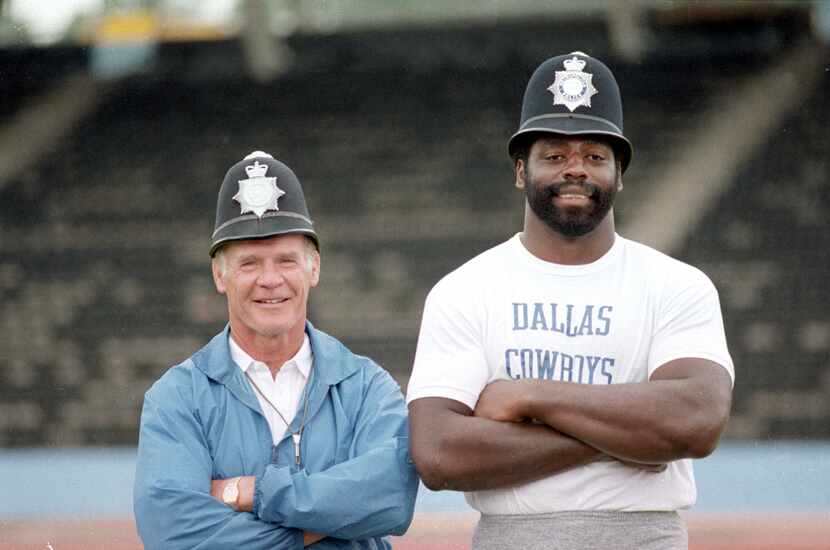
676;54;830;438
0;16;823;445
0;45;87;120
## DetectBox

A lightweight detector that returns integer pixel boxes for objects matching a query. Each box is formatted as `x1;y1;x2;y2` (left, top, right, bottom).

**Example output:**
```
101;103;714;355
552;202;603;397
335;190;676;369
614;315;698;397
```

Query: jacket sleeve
253;369;419;540
133;372;304;550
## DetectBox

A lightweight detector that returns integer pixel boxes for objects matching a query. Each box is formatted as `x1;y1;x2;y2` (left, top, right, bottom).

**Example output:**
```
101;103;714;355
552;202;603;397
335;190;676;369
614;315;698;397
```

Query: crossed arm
133;390;305;549
209;474;324;546
409;357;732;492
134;371;417;549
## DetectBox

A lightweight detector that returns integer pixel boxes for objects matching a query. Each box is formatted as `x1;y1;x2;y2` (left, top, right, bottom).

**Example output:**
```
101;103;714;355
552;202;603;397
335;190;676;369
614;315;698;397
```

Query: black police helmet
508;51;633;172
209;151;319;257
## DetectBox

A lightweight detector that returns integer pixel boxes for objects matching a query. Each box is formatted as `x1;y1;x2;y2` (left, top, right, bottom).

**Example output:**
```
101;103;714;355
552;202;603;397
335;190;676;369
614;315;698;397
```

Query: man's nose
563;154;588;179
257;264;284;287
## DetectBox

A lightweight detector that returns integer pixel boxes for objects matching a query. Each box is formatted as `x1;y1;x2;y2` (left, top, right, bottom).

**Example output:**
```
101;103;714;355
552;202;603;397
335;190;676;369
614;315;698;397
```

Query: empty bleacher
0;45;88;121
0;15;822;445
676;47;830;439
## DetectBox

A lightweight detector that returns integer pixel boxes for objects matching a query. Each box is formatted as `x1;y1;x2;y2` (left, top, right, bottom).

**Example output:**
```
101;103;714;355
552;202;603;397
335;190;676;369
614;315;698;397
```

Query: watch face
222;478;239;504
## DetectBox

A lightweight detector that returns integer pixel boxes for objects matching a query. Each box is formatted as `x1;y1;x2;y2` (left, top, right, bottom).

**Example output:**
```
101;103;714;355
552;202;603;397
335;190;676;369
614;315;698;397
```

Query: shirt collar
228;332;312;379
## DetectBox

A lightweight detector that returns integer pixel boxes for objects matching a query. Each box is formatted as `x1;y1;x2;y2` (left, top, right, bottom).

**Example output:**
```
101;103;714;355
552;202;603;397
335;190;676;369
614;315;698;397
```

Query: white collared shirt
229;333;312;444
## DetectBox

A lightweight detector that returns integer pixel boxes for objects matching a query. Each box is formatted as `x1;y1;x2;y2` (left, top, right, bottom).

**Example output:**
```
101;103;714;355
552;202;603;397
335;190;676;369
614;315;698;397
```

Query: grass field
3;513;830;550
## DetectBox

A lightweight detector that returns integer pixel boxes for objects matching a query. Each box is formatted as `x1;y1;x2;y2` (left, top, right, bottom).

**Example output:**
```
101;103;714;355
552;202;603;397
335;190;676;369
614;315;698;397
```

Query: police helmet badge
548;53;598;112
233;159;285;218
210;151;319;256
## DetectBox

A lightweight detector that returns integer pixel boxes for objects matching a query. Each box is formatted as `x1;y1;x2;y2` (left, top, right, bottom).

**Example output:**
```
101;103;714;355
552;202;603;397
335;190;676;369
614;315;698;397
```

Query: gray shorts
472;510;687;550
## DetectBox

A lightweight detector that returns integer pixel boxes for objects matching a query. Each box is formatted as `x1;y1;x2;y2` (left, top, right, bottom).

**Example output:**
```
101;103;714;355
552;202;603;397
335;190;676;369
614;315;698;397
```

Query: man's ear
616;161;624;191
515;159;526;190
309;251;321;288
212;259;227;294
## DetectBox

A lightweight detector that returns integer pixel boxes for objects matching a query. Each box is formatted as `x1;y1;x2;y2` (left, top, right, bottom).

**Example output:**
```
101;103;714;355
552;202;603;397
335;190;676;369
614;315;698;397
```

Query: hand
304;532;326;546
474;379;531;423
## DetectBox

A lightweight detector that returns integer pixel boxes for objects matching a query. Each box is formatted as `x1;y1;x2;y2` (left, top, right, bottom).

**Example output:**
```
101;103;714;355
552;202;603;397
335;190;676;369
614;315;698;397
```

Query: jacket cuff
253;466;295;523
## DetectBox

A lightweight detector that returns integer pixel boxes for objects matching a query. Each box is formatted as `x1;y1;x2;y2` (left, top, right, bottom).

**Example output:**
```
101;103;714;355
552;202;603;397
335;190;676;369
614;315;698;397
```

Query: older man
134;151;418;549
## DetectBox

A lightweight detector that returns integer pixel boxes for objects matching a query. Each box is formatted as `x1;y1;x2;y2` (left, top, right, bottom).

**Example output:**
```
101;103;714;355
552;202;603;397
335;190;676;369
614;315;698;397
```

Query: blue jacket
133;323;419;549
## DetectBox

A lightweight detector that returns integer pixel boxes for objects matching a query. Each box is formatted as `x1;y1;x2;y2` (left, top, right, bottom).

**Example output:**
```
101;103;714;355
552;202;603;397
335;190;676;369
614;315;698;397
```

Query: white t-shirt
407;233;734;515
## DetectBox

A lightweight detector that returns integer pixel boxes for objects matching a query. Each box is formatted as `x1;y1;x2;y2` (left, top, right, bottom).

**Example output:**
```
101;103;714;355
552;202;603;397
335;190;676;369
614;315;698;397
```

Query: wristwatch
222;477;241;508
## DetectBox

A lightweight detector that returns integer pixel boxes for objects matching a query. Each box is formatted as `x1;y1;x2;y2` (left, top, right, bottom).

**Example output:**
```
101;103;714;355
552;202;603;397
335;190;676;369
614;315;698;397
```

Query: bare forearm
409;398;599;492
522;362;732;462
525;380;688;461
433;420;597;491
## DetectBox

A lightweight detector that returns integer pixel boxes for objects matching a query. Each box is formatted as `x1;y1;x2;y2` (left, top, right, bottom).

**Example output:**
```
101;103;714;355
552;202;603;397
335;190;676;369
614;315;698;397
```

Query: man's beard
524;168;617;238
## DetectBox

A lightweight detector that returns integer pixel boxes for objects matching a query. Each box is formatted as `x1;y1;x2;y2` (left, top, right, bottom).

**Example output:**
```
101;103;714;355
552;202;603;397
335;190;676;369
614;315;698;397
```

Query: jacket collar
191;322;361;419
304;321;361;386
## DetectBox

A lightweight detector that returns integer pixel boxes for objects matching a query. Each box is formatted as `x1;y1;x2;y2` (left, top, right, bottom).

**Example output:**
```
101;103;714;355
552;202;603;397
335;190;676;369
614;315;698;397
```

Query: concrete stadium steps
0;16;817;445
0;45;88;121
676;49;830;439
615;52;775;226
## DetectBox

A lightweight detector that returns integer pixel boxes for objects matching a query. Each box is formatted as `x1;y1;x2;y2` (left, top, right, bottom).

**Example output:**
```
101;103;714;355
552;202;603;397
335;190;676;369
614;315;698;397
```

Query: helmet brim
508;113;633;173
209;211;319;256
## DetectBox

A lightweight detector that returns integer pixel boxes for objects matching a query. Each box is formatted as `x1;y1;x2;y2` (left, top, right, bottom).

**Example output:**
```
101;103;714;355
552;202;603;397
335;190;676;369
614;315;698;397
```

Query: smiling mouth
554;192;594;205
256;298;289;305
551;181;598;200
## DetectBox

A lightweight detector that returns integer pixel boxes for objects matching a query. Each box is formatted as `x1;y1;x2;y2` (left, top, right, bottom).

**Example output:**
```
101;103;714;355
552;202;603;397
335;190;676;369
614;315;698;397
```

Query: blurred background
0;0;828;548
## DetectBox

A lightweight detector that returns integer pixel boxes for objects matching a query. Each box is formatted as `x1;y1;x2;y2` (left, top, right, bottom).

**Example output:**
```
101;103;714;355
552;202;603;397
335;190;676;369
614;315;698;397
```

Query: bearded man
406;52;734;550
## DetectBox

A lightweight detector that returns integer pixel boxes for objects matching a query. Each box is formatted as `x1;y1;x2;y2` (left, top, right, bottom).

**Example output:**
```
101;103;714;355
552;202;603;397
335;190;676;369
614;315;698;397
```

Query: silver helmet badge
233;159;285;218
548;53;598;112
